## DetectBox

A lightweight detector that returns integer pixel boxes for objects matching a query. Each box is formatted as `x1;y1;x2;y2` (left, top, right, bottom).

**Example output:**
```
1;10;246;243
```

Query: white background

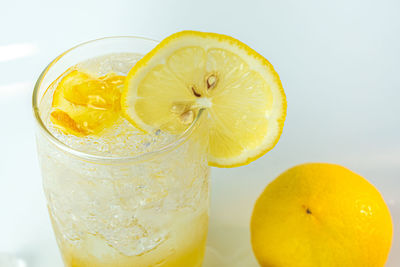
0;0;399;266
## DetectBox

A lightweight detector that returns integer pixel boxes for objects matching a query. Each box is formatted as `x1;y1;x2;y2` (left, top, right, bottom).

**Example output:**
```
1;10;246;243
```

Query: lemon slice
122;31;286;167
50;70;125;136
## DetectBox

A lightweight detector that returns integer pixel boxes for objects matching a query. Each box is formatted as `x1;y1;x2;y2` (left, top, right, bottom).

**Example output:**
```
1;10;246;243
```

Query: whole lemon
250;163;393;267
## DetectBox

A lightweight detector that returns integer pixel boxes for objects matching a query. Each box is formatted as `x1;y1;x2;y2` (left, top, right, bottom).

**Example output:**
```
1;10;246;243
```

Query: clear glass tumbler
33;37;210;267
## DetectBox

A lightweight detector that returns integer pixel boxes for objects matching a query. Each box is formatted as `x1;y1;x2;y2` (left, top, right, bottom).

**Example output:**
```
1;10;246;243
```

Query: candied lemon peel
50;70;125;136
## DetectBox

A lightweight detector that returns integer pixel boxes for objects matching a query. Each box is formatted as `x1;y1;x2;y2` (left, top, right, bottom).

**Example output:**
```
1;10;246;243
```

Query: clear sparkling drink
33;38;210;267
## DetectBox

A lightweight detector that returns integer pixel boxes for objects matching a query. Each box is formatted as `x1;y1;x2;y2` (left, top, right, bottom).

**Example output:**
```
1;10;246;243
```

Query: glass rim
32;36;204;163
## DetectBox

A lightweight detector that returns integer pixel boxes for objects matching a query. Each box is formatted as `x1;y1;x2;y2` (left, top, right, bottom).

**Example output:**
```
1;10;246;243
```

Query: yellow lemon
121;31;286;167
251;163;393;267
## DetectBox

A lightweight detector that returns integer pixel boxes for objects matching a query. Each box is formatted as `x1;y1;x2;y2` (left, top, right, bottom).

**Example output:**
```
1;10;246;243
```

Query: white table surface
0;0;399;266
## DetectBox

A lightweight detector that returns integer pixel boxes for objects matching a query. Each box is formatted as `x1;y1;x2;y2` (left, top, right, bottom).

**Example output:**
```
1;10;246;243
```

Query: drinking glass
33;37;210;267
